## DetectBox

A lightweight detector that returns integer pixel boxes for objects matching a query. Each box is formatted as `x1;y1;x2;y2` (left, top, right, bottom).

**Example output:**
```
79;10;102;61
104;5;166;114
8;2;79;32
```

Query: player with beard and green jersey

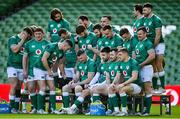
7;27;33;113
132;4;144;41
108;48;142;116
102;25;123;49
23;27;50;113
33;40;73;114
60;47;110;114
47;8;71;43
87;24;105;67
61;49;95;110
143;3;165;94
135;27;155;116
78;15;94;32
76;25;97;60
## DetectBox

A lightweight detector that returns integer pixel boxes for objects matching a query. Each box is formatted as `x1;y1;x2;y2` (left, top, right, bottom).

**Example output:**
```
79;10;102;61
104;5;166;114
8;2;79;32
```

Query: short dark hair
23;27;33;36
134;4;143;14
64;39;73;48
102;25;112;31
78;15;89;21
93;24;102;31
58;28;67;36
34;26;44;33
101;47;110;53
143;3;153;9
119;28;130;36
118;47;129;54
77;49;85;56
110;48;118;52
76;25;86;34
137;26;147;33
50;8;63;20
102;16;112;21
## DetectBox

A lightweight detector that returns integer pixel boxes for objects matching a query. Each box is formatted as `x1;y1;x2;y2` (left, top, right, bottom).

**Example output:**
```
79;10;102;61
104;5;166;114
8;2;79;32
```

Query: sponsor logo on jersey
136;49;139;54
123;70;127;76
82;45;86;50
81;71;84;76
111;70;114;76
20;47;24;52
36;49;41;55
133;27;137;32
52;56;57;62
53;28;57;33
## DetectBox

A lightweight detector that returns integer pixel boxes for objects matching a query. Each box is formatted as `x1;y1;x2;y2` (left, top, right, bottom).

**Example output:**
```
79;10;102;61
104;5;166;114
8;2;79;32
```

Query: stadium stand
0;0;180;84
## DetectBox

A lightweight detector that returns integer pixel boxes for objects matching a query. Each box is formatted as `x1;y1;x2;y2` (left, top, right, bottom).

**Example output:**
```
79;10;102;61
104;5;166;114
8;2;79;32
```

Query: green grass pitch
0;105;180;119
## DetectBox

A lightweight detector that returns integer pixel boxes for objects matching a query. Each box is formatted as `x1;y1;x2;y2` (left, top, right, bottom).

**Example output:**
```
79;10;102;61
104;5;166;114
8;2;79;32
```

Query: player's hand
87;45;93;50
84;84;89;89
70;83;77;88
118;83;125;89
48;70;53;77
20;32;27;41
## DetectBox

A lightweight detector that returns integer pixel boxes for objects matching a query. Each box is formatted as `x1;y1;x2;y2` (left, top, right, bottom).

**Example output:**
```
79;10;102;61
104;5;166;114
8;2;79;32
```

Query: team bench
20;92;171;115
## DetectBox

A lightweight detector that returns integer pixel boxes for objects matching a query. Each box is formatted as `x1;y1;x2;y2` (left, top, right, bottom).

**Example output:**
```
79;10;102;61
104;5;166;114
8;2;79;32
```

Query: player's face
118;51;125;61
79;31;87;37
93;29;101;38
61;33;68;40
100;52;109;62
143;7;151;17
78;54;87;62
110;51;117;61
54;13;62;22
133;8;138;17
103;29;113;39
34;31;43;41
121;33;130;41
137;30;146;40
101;17;109;27
62;42;71;51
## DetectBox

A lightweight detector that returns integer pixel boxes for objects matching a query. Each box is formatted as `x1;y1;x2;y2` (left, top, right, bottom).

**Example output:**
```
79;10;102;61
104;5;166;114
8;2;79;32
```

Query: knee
62;85;69;92
75;85;83;93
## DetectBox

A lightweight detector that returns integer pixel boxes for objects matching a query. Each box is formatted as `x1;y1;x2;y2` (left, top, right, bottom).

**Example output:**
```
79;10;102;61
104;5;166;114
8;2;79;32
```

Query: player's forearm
89;72;100;86
59;62;65;76
140;53;155;67
11;40;25;53
91;48;100;55
123;73;138;85
42;58;51;72
22;55;28;71
154;29;161;47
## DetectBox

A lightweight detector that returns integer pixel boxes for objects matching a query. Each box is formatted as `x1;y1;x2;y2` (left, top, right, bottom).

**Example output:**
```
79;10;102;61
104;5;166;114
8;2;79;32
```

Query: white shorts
155;43;165;55
89;82;107;90
129;83;141;95
65;68;75;78
27;75;34;82
7;67;23;81
140;65;153;82
33;68;53;80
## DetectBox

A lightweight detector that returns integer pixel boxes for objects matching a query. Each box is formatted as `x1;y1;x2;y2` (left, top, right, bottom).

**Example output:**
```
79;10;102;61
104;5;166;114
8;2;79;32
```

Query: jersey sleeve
116;34;123;47
63;19;71;32
146;40;154;52
131;59;139;72
154;16;162;29
47;20;51;33
88;60;96;72
44;44;53;54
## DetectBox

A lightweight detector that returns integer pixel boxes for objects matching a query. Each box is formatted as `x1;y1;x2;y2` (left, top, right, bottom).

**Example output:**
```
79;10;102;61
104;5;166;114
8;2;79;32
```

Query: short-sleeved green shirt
102;33;123;48
60;34;77;68
132;16;144;40
24;39;50;76
108;61;119;83
78;32;97;59
76;57;96;81
119;58;141;85
34;42;64;70
7;35;25;69
135;38;153;64
48;19;71;43
143;14;164;43
97;61;109;83
122;36;139;57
